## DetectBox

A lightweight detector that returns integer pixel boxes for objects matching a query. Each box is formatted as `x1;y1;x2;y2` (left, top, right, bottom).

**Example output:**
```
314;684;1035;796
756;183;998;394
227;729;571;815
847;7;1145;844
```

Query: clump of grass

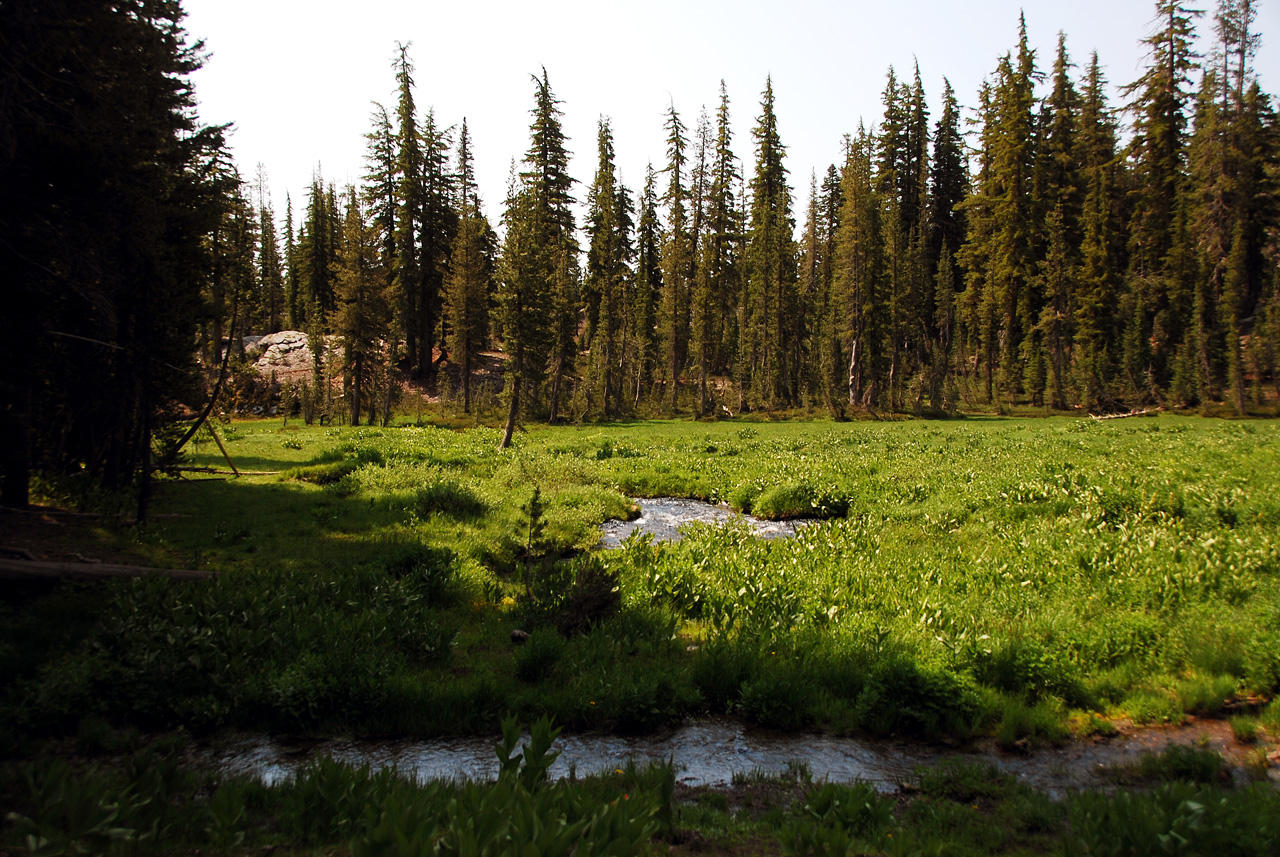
1103;744;1228;786
1230;715;1259;744
285;458;360;484
994;695;1069;749
416;479;487;519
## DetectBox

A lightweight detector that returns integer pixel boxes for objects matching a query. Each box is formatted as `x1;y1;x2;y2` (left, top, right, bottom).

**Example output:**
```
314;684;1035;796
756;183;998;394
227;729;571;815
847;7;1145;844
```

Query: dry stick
205;423;239;477
1090;406;1166;421
158;292;240;471
0;557;212;582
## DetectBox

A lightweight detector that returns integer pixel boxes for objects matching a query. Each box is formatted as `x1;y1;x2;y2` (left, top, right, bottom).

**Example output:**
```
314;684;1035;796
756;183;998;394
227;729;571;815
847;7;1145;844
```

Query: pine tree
633;165;664;405
445;210;492;414
418;107;457;376
364;102;399;352
835;127;889;410
393;43;427;376
498;70;577;446
442;119;493;415
284;195;302;329
815;165;845;416
1075;52;1124;408
300;173;338;324
0;0;230;511
585;118;634;418
254;166;285;333
744;76;799;409
929;80;968;408
333;187;390;426
660;102;691;410
704;82;743;393
1124;0;1201;392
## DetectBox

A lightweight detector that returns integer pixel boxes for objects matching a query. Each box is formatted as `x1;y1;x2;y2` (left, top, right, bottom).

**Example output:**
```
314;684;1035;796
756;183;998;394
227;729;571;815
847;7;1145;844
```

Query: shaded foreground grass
3;721;1280;856
3;415;1280;749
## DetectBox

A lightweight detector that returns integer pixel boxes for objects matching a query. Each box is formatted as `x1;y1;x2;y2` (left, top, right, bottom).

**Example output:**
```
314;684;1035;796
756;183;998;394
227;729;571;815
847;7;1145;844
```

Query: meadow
5;414;1279;749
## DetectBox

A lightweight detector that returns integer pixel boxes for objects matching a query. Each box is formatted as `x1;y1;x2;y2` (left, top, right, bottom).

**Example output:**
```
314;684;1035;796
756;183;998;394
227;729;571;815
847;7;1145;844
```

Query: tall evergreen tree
704;82;743;389
0;0;231;512
333;187;390;426
585;118;634;418
1075;52;1125;408
1124;0;1201;393
744;76;799;409
660;102;691;410
633;165;664;405
392;43;427;376
254;165;285;333
443;119;493;415
836;128;889;410
364;102;399;349
498;70;577;446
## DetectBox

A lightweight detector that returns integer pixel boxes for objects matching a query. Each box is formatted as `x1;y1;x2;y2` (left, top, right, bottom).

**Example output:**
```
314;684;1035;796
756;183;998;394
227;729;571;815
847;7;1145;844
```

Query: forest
4;1;1280;509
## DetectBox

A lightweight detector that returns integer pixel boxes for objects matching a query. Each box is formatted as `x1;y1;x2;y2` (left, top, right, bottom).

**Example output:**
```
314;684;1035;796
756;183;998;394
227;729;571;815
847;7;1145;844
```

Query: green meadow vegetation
6;414;1280;854
5;415;1279;747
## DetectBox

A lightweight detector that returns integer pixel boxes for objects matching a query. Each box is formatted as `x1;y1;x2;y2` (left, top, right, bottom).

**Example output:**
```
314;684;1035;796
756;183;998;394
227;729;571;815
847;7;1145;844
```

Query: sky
183;0;1280;232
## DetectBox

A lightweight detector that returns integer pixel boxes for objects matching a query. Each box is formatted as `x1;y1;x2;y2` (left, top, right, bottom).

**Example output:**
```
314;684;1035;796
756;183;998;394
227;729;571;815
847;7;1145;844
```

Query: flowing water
201;717;1271;796
599;498;808;548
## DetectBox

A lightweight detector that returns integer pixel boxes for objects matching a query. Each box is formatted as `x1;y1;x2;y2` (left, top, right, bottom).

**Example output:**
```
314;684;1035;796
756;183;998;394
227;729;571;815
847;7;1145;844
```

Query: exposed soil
0;505;153;567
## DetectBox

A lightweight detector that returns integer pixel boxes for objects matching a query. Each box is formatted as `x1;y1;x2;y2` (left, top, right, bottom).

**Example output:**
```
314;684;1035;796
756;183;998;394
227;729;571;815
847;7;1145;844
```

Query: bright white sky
184;0;1280;233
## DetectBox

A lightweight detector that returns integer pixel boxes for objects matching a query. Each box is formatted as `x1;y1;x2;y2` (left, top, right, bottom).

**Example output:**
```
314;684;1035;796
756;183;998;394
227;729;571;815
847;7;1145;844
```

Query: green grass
5;415;1280;744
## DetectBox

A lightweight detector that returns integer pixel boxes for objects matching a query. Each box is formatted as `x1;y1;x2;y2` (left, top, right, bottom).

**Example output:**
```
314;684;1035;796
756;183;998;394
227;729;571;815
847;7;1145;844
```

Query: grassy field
4;415;1280;746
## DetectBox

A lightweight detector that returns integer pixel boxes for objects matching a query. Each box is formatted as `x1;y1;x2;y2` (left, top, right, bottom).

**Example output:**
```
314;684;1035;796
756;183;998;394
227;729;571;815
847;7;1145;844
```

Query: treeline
5;2;1280;507
235;2;1280;441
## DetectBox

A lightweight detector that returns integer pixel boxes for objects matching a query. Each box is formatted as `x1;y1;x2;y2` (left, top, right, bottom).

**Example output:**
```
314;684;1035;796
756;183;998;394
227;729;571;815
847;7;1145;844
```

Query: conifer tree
443;120;493;415
418;107;457;375
744;76;799;409
498;70;577;446
929;80;968;407
815;165;846;415
334;187;390;426
284;195;302;328
585;118;634;418
1075;52;1124;408
633;165;664;405
704;82;743;390
364;102;400;344
660;102;691;410
393;43;427;375
1125;1;1201;392
835;127;889;410
445;213;492;415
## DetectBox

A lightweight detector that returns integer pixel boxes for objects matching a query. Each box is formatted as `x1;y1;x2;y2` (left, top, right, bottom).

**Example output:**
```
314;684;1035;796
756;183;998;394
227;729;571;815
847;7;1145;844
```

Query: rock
253;331;316;383
511;629;530;645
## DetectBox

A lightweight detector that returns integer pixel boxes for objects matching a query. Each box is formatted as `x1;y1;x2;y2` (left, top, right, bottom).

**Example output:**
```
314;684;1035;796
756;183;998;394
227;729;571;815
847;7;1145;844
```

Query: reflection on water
200;717;1266;796
600;498;808;549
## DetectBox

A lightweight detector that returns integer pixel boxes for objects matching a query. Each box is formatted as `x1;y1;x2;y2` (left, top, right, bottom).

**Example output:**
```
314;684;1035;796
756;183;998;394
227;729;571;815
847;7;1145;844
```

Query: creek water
599;498;808;548
201;717;1270;796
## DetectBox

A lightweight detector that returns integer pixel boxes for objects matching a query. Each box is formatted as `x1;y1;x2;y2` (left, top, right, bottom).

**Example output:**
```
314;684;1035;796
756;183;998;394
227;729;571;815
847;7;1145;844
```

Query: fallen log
0;557;213;582
1090;406;1165;421
173;467;280;475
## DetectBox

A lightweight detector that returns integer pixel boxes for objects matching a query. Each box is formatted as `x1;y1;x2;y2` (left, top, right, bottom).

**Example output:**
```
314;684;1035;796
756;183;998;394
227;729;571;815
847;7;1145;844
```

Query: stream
201;717;1272;796
599;498;808;548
